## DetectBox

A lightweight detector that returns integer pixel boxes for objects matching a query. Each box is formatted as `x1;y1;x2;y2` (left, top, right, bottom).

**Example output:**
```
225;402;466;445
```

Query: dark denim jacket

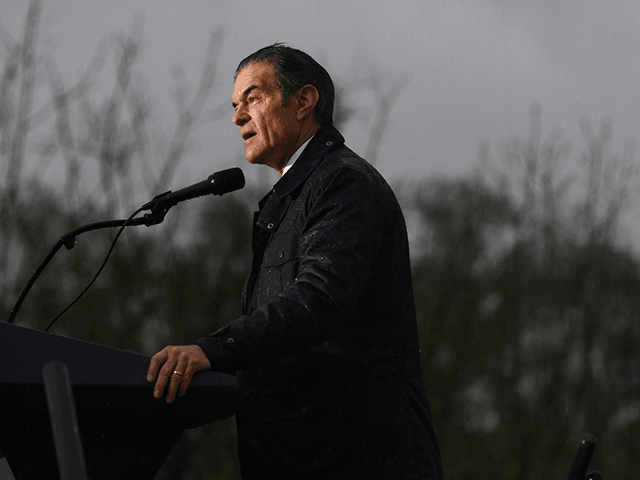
197;126;443;479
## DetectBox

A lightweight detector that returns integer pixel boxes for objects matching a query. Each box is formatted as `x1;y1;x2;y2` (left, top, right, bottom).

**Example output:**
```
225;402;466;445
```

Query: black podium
0;321;237;479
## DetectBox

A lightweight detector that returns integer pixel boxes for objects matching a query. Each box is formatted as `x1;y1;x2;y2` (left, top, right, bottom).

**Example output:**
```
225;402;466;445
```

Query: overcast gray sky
2;0;640;185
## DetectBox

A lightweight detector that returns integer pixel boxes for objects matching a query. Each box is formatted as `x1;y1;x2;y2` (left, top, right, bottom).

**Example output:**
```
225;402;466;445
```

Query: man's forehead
233;61;278;98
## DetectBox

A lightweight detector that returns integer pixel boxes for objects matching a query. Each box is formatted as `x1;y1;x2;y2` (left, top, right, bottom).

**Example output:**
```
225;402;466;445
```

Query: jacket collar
272;125;345;199
255;126;345;231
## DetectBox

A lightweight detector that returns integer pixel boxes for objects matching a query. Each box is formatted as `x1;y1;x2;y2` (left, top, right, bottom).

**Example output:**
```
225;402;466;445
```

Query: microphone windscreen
210;167;245;195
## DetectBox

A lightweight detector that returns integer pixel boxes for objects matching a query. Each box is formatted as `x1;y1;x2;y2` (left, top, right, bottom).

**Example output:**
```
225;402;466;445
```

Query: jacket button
300;406;309;415
326;141;333;146
279;251;284;258
267;222;274;229
227;337;235;344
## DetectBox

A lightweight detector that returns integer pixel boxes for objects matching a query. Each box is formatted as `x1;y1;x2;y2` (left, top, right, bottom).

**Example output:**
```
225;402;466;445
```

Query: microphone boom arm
5;214;152;325
5;167;245;327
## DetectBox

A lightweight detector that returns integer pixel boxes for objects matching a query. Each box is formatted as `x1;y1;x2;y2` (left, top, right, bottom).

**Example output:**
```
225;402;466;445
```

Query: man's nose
233;107;250;127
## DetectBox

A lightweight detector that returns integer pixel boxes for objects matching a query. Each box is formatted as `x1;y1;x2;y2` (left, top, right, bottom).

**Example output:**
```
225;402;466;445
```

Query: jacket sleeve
196;167;387;373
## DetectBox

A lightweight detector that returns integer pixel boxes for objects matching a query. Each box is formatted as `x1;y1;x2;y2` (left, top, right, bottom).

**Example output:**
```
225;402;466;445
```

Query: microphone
142;167;245;211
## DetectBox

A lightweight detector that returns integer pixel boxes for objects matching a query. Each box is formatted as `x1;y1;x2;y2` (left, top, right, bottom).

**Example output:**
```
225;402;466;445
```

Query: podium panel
0;321;237;480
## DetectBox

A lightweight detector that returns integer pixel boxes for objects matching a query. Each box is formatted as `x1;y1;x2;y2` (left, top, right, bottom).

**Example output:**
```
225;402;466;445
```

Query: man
147;44;443;479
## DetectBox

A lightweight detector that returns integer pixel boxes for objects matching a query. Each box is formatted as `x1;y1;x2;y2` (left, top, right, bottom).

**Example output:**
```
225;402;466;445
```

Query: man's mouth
242;132;257;142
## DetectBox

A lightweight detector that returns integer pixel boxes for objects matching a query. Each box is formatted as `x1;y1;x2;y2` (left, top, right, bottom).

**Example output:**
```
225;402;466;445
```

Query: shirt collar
266;125;345;203
281;135;314;176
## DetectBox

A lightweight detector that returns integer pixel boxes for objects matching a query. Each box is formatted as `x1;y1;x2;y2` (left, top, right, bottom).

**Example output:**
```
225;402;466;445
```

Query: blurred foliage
3;2;640;479
401;105;640;479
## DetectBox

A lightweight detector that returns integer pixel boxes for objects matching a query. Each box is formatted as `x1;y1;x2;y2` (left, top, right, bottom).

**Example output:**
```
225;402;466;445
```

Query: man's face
232;61;301;172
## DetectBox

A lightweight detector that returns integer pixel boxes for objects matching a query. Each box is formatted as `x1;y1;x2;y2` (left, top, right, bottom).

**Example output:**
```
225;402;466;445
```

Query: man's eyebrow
232;85;259;108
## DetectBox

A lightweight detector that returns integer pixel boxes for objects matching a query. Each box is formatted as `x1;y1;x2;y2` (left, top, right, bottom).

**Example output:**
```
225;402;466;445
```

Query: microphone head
210;167;245;195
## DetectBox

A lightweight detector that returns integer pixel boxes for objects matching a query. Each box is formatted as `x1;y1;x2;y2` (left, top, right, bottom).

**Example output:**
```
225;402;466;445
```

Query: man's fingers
147;345;212;402
154;363;173;399
150;346;180;399
178;366;196;398
146;347;168;383
179;346;211;397
165;353;189;404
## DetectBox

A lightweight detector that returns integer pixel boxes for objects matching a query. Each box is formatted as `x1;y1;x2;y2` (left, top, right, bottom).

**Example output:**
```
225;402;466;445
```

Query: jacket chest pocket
256;234;300;301
250;194;306;306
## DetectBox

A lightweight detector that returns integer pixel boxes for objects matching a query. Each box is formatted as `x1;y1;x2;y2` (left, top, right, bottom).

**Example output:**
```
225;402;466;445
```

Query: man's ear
296;84;319;121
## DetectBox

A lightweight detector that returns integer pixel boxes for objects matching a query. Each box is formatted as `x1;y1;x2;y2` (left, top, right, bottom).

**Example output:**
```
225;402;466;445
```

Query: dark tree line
3;2;640;479
405;106;640;479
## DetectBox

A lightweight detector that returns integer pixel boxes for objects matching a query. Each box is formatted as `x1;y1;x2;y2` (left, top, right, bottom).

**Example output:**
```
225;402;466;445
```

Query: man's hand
146;345;211;403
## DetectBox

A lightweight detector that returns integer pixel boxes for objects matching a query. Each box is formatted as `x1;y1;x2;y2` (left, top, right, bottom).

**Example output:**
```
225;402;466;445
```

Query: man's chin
245;150;282;172
245;153;264;166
